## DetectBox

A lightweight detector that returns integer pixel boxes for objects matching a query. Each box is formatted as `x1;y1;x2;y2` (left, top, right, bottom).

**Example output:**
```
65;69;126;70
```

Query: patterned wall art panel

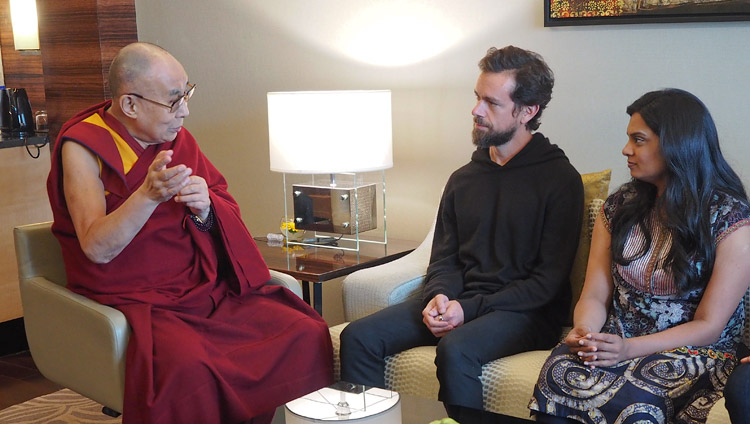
545;0;750;26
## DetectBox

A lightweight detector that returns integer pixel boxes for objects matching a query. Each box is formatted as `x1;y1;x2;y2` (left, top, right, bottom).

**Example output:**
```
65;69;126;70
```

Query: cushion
479;350;550;416
385;346;440;399
567;169;611;323
329;323;346;381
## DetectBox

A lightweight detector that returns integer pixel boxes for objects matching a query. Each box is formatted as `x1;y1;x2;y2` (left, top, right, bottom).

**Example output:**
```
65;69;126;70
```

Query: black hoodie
423;133;583;328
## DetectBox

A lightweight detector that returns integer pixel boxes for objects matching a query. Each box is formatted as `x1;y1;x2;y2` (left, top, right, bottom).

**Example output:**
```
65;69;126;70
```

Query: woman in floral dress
529;88;750;424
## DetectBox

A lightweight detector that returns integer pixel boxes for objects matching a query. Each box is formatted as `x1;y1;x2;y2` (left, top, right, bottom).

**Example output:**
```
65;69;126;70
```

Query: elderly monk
46;42;333;424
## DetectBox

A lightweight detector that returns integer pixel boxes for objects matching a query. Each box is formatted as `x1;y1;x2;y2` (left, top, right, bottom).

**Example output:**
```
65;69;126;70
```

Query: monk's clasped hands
143;150;211;220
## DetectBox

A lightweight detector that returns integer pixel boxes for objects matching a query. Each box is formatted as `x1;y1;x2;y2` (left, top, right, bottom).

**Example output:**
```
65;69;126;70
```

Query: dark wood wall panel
0;1;46;114
37;0;137;141
97;0;141;95
0;0;135;325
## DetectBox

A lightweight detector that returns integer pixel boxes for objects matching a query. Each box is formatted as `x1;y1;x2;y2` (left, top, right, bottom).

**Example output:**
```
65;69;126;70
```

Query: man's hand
741;356;750;364
174;175;211;220
422;294;464;337
139;150;193;204
574;332;630;368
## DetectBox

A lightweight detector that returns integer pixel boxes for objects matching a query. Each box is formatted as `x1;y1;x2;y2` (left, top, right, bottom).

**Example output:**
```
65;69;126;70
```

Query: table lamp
268;90;393;249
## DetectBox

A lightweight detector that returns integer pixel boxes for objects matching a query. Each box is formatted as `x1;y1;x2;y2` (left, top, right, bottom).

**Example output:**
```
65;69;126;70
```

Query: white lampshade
10;0;40;51
268;90;393;174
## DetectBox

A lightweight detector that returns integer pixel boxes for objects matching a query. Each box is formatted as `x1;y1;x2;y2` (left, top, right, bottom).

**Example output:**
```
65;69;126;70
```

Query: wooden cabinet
0;143;53;322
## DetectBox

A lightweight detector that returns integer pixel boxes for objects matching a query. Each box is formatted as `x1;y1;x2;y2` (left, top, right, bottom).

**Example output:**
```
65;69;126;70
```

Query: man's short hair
478;46;554;131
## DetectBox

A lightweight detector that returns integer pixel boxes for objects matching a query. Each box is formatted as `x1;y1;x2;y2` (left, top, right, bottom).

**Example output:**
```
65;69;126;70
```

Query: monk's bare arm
62;141;192;263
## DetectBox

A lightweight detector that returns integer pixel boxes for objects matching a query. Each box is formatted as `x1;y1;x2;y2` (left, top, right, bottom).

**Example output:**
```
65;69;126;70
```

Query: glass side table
285;381;401;423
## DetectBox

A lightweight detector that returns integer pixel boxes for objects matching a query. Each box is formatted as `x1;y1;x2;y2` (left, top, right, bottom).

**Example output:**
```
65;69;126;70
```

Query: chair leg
102;406;122;417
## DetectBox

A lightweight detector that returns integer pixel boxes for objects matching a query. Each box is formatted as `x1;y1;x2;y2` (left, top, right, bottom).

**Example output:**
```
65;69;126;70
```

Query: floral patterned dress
529;185;750;424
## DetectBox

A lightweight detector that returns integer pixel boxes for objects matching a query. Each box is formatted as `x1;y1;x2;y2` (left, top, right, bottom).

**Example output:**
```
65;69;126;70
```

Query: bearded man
339;45;583;424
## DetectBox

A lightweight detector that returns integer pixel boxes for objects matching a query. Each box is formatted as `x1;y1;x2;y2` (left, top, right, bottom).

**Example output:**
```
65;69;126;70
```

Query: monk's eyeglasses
127;83;196;113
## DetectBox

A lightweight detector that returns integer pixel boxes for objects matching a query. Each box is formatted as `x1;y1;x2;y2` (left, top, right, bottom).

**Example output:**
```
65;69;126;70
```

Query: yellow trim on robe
82;114;139;175
96;157;109;196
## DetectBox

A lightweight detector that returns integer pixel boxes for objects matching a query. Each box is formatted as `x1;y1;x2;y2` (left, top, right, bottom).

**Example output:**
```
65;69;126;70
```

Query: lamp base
292;183;376;234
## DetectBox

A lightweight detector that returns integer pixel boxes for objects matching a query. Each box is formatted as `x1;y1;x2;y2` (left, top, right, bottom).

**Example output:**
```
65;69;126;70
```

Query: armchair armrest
20;275;129;413
342;223;435;322
267;269;303;299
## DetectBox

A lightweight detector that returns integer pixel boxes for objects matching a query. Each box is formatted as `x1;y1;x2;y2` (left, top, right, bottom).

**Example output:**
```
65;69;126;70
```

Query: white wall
134;0;750;243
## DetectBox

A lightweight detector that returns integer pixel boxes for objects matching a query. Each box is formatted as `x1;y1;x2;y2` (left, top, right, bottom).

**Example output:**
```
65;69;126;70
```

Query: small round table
285;383;401;423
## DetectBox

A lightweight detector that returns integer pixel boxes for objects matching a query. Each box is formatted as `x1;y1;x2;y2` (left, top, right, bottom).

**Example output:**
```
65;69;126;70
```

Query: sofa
329;169;742;424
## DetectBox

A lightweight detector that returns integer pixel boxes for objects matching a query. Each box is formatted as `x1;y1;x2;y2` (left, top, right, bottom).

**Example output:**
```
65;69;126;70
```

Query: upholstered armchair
14;221;302;417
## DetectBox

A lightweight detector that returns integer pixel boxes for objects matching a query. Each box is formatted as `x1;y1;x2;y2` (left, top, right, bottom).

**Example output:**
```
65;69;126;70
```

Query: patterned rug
0;389;121;423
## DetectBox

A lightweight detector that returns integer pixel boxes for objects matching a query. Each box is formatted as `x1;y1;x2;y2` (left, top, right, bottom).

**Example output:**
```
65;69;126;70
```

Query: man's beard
472;121;518;148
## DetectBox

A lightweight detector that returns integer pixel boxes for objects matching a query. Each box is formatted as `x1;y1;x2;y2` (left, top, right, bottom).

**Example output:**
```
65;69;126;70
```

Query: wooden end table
255;239;418;315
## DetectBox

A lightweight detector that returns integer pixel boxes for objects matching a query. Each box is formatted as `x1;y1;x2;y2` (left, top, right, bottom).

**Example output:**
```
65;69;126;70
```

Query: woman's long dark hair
611;89;747;293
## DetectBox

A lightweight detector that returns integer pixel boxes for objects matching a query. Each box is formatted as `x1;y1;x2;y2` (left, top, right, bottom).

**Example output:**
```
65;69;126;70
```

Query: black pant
339;297;559;410
724;344;750;424
534;412;577;424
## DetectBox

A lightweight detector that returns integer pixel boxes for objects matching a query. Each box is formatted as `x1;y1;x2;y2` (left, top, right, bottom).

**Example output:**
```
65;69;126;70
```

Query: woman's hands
565;326;631;368
563;326;591;352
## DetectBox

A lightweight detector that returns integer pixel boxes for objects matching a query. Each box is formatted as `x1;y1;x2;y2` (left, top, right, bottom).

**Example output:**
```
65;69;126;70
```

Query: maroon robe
47;101;333;424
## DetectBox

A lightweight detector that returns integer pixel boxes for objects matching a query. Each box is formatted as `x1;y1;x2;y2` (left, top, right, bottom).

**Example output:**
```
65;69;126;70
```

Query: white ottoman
285;382;401;423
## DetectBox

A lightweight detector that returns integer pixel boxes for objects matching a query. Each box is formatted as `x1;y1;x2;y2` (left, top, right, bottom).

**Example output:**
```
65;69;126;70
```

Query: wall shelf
0;134;49;150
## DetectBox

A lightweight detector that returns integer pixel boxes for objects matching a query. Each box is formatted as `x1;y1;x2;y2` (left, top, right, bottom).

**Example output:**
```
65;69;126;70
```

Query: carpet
0;389;121;423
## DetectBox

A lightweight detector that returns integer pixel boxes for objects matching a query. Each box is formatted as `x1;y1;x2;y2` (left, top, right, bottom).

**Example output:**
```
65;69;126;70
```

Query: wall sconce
10;0;40;51
267;90;393;250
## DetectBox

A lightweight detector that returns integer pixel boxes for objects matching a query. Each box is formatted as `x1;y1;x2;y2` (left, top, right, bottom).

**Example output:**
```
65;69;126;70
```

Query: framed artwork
545;0;750;26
